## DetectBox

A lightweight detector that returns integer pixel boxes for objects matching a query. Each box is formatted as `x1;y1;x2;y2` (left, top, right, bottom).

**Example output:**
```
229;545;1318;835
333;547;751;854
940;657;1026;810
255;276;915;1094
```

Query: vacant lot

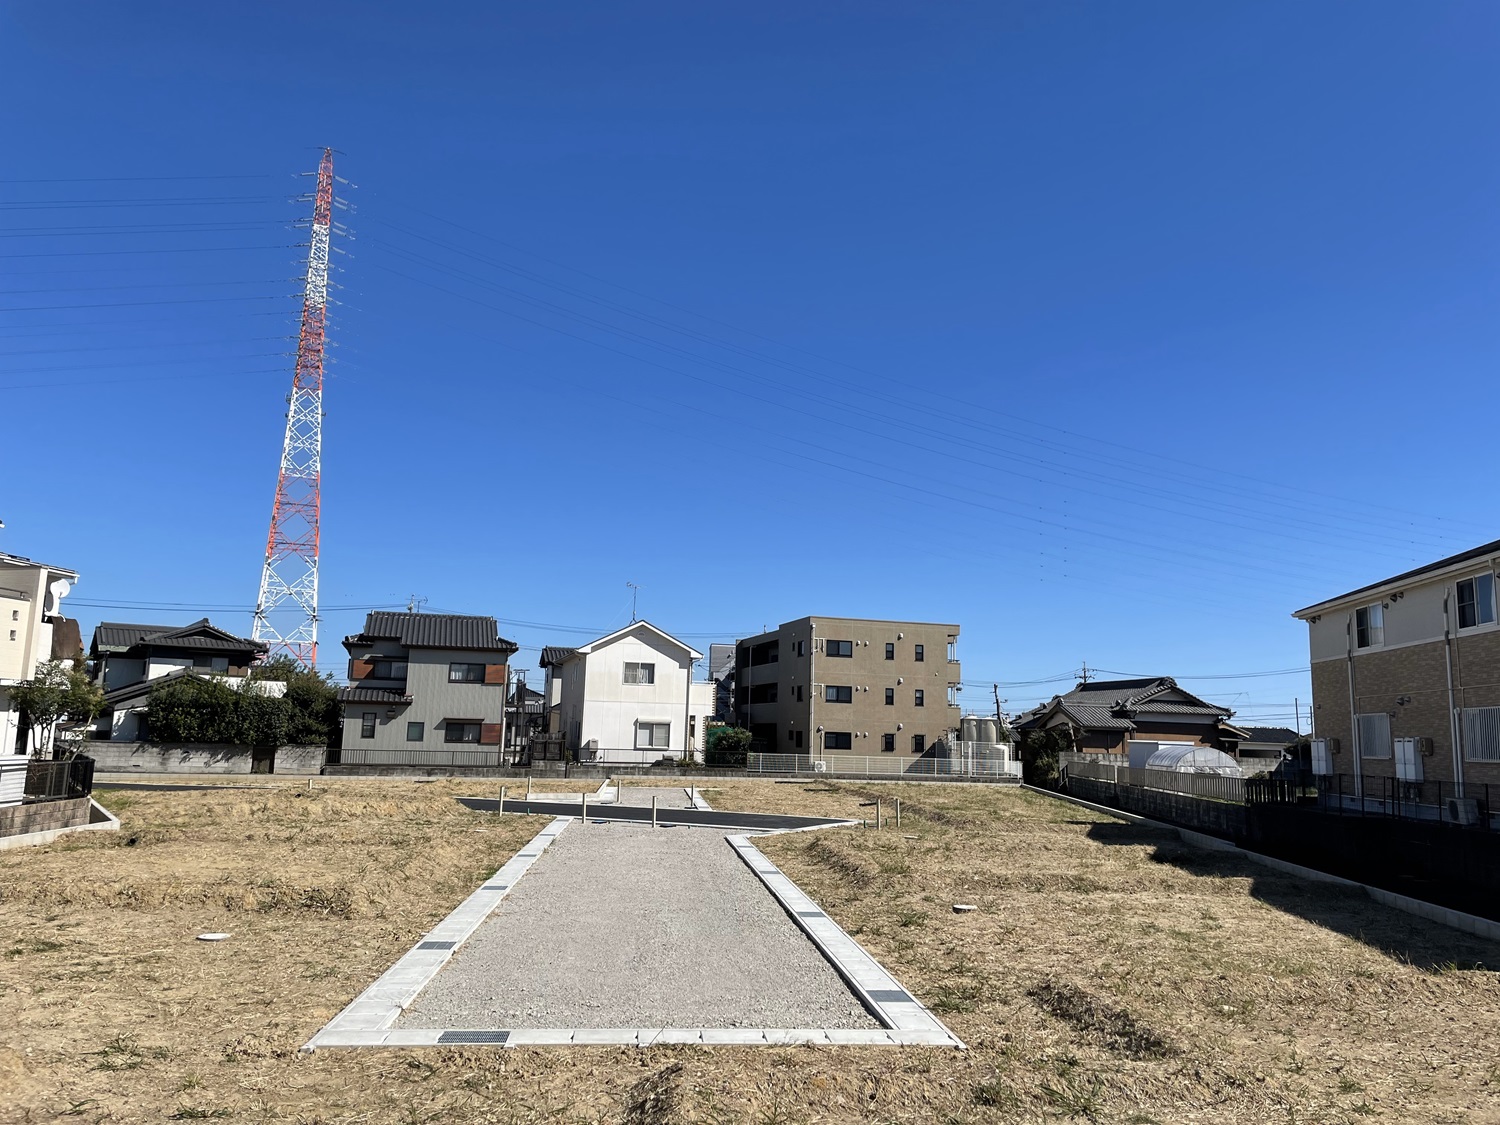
5;778;1499;1124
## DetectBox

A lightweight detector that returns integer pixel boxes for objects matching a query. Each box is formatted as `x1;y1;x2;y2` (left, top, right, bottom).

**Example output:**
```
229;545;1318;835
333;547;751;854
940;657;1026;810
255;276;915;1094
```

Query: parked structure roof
1240;726;1300;745
336;686;413;705
1016;676;1234;732
345;612;519;655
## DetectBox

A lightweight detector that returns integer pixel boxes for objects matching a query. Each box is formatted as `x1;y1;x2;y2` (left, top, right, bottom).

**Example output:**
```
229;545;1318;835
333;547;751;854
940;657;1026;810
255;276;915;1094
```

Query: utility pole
627;582;639;622
1079;662;1091;684
993;683;1002;719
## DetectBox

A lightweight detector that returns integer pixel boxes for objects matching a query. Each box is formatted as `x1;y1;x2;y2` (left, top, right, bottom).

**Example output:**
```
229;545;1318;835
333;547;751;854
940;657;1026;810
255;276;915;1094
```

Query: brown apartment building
735;617;961;765
1294;538;1500;794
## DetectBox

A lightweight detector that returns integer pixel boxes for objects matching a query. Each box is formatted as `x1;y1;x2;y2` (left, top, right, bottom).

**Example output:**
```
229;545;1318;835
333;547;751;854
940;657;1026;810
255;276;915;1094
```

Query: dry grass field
4;777;1500;1124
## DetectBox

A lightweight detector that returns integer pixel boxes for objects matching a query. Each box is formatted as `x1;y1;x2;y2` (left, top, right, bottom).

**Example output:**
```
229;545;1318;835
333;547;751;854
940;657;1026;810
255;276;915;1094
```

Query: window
794;730;804;749
884;687;894;705
914;644;925;662
406;721;425;743
1355;604;1384;649
825;685;852;703
794;640;805;658
1356;712;1392;759
914;689;925;707
8;610;15;621
795;684;804;702
823;731;852;750
749;682;778;704
624;661;656;685
1462;707;1500;761
360;712;376;739
449;662;485;683
7;630;15;642
444;721;482;743
912;733;926;753
749;642;778;666
787;729;796;742
947;640;957;662
948;685;959;707
373;659;408;679
881;733;895;752
884;643;895;660
636;721;671;748
826;640;853;658
210;656;229;673
1457;574;1496;630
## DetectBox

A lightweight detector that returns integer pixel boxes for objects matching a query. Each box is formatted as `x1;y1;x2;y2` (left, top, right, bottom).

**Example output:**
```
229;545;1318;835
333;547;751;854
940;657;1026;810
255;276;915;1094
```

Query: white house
1;550;81;760
553;621;715;764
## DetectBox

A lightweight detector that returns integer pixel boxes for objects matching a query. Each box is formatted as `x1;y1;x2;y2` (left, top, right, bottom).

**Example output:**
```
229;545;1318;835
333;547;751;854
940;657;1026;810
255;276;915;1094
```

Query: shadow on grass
1085;820;1500;972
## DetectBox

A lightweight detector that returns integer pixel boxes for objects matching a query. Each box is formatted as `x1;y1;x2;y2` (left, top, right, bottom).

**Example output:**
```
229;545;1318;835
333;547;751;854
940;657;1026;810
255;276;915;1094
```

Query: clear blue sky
3;2;1497;726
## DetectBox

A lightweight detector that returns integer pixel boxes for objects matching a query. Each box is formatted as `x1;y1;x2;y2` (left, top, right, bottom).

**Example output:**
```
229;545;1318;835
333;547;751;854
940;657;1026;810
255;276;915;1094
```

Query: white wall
558;626;714;763
1307;569;1494;663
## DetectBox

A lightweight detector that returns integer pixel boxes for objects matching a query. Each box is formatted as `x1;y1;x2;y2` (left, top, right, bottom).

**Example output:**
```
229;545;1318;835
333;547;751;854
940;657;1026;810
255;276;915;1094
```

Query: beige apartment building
1294;537;1500;794
735;616;961;764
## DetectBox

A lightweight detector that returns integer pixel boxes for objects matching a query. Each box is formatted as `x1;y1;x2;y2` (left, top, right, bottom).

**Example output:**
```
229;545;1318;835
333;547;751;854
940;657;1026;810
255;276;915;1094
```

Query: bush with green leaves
250;655;340;746
8;659;105;757
145;675;290;747
704;725;753;767
1015;726;1071;788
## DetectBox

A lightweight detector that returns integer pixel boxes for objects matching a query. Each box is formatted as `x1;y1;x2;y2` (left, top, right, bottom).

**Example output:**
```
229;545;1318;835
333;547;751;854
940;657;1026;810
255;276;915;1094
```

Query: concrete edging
1023;784;1500;943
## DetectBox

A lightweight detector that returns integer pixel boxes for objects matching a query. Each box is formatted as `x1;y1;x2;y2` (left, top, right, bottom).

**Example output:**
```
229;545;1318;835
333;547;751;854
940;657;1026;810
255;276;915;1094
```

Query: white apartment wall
558;626;714;763
1307;570;1489;662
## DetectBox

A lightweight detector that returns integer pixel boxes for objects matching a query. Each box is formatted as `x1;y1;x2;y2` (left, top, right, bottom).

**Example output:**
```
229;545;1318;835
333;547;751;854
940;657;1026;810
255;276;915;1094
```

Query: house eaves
1293;538;1500;620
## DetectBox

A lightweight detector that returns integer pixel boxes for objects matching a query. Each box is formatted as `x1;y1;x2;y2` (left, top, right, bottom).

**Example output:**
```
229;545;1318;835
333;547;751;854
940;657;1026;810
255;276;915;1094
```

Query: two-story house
550;621;714;763
734;616;961;767
1294;538;1500;796
1;550;80;763
89;619;271;741
338;612;518;765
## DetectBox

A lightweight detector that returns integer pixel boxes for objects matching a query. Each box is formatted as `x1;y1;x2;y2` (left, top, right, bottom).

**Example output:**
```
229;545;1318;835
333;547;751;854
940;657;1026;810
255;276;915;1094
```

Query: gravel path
614;785;694;809
397;822;878;1029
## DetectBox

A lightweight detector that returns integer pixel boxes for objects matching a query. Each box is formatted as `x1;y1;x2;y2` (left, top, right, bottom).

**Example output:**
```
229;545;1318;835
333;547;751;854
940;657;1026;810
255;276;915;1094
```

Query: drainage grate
480;885;508;892
418;941;456;951
795;910;825;918
867;989;914;1004
436;1030;510;1045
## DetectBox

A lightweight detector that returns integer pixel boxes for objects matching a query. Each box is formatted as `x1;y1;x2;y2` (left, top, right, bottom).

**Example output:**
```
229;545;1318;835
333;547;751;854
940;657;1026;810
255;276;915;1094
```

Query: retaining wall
91;742;326;775
0;796;92;838
1065;775;1246;838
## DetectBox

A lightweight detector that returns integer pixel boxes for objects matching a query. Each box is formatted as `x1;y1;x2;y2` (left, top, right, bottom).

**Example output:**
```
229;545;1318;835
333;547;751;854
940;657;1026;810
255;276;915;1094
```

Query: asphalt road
457;796;850;833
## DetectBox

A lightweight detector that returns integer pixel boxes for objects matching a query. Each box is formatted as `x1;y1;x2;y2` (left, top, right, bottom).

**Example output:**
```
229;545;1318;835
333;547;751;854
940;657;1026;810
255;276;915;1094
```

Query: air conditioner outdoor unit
811;760;828;773
1447;797;1480;827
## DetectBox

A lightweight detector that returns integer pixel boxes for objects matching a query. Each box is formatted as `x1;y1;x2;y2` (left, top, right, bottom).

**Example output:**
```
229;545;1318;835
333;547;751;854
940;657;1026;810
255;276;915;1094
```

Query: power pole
252;148;348;668
1079;662;1091;684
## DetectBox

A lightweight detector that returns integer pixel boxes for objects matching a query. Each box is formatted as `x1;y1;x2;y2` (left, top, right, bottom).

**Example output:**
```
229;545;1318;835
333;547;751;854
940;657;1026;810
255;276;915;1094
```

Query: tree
704;725;753;768
7;660;103;758
1014;726;1071;789
250;655;340;746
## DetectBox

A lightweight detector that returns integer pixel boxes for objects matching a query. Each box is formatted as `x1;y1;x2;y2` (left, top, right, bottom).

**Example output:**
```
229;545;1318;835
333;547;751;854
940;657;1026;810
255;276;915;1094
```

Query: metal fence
339;748;504;768
746;752;1021;779
25;755;96;801
1310;773;1500;831
1063;759;1245;803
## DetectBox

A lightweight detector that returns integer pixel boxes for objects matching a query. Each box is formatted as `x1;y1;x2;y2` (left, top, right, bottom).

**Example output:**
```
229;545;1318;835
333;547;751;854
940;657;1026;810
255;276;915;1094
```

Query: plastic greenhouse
1143;744;1244;777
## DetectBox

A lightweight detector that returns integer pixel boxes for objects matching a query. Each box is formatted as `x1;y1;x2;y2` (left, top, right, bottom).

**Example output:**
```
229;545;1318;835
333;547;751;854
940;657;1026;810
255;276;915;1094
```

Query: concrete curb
726;833;965;1048
303;816;572;1050
1023;785;1500;943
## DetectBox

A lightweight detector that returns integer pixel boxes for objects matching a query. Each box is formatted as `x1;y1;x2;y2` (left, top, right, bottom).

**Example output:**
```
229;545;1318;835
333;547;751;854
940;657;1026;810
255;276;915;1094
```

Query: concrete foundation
87;742;326;775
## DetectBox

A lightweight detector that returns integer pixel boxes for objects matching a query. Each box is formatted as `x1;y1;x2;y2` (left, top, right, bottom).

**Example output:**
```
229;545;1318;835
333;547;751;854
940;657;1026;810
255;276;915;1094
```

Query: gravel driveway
397;822;877;1029
614;785;695;809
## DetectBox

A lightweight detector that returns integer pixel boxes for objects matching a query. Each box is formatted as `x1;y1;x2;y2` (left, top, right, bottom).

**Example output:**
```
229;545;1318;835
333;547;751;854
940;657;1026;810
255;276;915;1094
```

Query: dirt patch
620;1061;686;1125
1027;977;1177;1059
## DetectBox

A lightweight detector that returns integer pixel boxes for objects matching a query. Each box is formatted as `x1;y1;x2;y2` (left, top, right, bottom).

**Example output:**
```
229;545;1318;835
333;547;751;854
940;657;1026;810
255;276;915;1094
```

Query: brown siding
350;658;373;680
483;663;508;685
479;723;502;745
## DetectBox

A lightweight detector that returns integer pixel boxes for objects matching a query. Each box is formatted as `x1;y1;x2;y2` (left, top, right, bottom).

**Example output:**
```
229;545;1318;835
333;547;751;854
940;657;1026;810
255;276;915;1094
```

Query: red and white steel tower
252;148;339;668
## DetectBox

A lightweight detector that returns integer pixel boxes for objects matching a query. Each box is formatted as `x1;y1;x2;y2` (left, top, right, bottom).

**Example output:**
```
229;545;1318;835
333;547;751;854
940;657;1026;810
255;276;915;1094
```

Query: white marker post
652;795;658;829
498;785;506;817
581;791;588;824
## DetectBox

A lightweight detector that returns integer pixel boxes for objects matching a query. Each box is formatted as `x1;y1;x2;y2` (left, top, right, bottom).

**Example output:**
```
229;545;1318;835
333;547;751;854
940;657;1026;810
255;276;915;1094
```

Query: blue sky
3;2;1497;726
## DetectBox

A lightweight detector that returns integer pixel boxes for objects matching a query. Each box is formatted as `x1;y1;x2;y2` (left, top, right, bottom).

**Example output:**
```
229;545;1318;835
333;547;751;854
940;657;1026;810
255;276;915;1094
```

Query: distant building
338;612;518;764
1294;539;1500;793
709;642;735;723
734;617;961;765
1013;677;1247;757
1237;726;1301;760
88;619;275;741
1;551;80;758
549;621;714;763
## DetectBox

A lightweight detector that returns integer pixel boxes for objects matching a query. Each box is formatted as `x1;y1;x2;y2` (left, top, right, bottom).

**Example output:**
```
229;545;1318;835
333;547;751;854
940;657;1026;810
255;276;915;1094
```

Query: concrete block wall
88;742;327;775
0;796;91;838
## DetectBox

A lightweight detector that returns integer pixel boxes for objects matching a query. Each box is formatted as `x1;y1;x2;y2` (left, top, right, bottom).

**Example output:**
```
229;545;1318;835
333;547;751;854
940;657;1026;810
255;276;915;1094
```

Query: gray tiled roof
1055;702;1135;730
1241;726;1300;744
337;686;413;704
91;619;263;656
352;612;518;654
539;646;577;668
1017;676;1232;732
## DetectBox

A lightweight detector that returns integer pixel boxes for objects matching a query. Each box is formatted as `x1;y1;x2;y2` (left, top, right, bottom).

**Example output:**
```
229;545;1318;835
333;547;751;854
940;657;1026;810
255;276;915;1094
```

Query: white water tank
961;715;980;742
977;717;999;744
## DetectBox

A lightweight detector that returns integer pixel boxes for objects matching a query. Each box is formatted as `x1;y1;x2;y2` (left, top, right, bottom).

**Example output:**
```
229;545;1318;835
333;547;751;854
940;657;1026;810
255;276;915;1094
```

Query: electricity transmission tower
252;147;348;668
